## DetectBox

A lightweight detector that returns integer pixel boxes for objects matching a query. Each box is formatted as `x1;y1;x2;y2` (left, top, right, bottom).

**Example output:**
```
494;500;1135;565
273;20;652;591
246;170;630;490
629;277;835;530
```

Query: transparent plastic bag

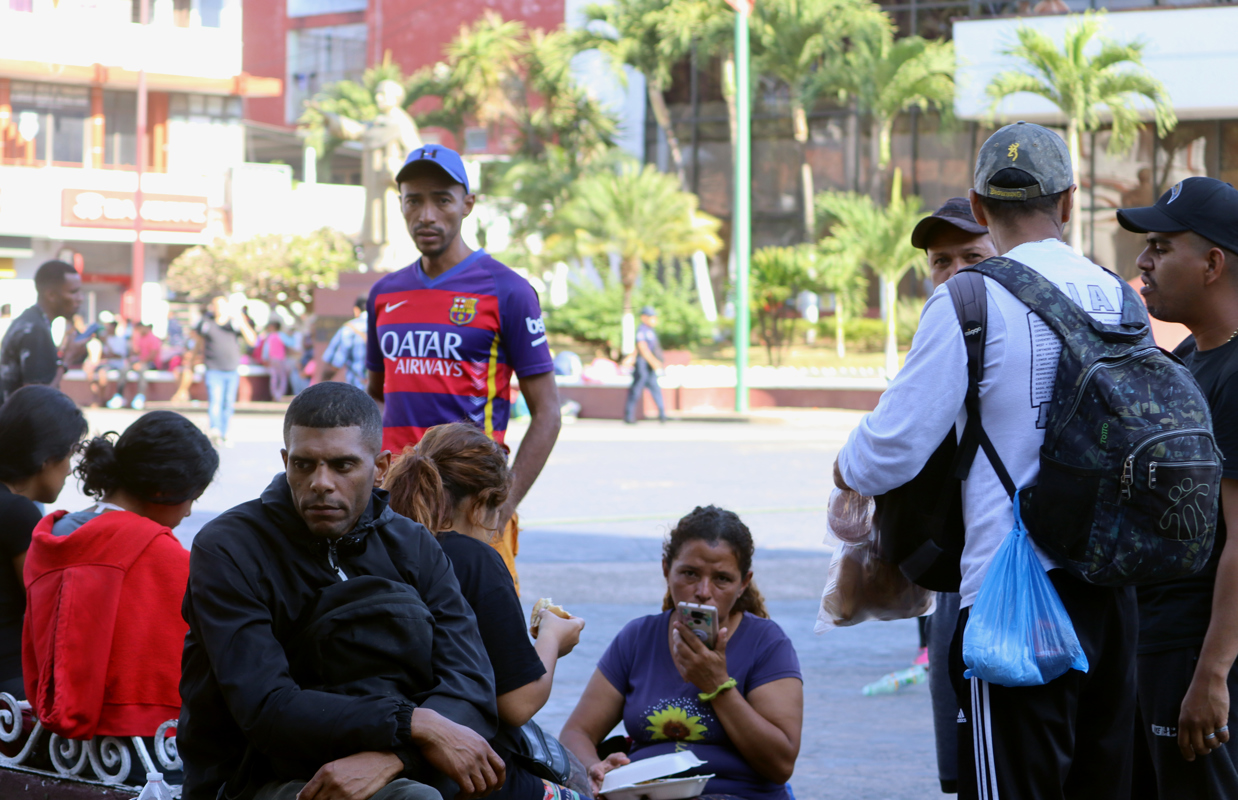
815;538;937;633
826;487;875;544
962;495;1089;686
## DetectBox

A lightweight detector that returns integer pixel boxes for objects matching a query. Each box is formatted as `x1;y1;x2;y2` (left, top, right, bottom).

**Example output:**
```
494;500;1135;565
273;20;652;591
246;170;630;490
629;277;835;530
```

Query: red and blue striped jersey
365;250;554;454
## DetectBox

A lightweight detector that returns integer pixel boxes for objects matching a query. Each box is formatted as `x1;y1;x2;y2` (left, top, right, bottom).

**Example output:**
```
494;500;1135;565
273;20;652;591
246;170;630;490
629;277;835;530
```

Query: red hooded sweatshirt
23;509;189;739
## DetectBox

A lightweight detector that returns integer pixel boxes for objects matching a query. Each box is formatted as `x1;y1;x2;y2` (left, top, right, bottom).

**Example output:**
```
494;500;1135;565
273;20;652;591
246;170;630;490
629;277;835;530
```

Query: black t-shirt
438;532;546;695
438;533;547;800
0;484;41;681
195;316;241;372
0;305;59;403
1137;335;1238;654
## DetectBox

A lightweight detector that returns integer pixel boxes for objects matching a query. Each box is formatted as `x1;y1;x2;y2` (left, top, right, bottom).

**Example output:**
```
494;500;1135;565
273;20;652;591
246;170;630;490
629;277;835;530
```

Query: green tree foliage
814;10;954;202
749;245;820;366
553;159;722;340
576;0;697;188
166;228;358;313
752;0;876;238
816;236;869;358
818;168;926;376
546;267;710;359
986;10;1176;250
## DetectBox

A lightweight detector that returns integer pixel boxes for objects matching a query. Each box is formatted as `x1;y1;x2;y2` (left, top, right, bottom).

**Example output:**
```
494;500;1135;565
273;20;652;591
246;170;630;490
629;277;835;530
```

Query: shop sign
61;189;209;233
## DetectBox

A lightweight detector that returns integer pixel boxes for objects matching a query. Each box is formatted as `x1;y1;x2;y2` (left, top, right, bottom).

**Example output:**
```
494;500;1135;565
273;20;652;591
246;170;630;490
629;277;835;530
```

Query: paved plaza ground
65;408;941;800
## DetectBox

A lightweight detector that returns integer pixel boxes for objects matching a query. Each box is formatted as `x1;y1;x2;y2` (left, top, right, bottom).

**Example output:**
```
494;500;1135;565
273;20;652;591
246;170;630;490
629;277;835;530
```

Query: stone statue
322;80;423;271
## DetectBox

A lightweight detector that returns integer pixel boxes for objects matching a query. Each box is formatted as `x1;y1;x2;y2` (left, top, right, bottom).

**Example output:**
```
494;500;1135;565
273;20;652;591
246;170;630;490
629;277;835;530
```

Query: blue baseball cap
395;144;470;193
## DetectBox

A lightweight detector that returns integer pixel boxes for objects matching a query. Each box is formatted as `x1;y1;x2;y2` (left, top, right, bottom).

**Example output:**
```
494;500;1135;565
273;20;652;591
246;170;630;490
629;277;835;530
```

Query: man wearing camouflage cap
834;122;1138;799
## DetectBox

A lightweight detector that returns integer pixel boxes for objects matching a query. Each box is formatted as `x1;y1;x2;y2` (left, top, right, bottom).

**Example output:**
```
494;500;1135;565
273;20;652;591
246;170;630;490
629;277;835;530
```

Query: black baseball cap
1117;177;1238;254
911;197;989;249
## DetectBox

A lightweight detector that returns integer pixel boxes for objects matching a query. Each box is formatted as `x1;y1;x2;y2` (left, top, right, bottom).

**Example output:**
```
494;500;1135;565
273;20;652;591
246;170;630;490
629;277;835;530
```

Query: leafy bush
546;267;711;358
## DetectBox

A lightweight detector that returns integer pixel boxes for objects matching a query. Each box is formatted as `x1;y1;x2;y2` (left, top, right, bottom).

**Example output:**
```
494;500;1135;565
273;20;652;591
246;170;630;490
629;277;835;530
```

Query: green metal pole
733;5;751;414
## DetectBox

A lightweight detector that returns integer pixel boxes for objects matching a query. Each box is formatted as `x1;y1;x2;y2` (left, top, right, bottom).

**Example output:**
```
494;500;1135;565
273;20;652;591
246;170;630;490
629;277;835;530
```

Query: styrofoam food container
599;774;714;800
599;752;712;800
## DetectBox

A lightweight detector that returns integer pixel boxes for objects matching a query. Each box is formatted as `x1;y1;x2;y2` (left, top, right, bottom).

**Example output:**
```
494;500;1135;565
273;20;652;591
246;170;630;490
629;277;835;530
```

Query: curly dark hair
661;504;768;619
76;411;218;505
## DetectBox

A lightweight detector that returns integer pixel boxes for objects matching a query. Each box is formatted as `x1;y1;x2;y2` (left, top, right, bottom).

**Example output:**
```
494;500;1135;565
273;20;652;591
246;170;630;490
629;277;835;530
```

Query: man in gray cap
1118;177;1238;798
623;305;666;424
834;121;1136;799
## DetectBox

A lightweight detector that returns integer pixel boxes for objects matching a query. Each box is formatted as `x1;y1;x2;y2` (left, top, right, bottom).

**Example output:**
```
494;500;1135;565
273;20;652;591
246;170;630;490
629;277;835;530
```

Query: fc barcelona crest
449;296;478;326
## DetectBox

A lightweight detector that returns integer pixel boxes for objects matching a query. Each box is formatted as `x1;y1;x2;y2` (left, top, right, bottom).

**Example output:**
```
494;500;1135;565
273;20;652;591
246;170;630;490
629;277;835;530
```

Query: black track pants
949;570;1138;800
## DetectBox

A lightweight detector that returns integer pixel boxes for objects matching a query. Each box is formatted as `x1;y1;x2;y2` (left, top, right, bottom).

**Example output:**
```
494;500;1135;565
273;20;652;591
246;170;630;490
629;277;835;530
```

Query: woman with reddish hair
383;422;592;800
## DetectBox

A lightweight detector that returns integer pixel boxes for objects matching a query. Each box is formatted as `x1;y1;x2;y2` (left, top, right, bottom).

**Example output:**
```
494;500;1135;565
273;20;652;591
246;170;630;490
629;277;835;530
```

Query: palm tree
577;0;695;189
441;10;527;130
750;245;819;365
752;0;875;239
818;168;926;377
555;160;723;352
986;10;1176;251
816;236;869;359
816;11;954;203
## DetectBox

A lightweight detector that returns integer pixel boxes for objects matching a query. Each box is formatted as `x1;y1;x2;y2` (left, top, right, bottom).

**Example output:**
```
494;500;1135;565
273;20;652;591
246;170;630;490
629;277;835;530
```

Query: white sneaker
131;394;145;410
106;394;125;409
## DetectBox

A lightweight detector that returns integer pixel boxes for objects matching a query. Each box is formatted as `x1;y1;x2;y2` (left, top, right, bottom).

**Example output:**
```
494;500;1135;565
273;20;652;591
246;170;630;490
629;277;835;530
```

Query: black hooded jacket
178;473;498;800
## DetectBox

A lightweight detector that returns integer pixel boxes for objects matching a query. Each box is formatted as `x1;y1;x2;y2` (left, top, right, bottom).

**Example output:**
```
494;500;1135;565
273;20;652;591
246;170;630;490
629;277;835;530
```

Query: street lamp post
130;0;150;323
730;0;752;413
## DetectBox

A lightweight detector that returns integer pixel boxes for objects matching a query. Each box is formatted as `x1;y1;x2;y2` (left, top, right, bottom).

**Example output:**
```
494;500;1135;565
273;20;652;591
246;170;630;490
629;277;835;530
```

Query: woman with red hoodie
23;410;218;774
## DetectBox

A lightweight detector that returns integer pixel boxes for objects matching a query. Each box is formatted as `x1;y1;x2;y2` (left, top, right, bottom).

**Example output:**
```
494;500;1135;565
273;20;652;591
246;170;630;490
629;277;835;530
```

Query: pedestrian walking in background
323;296;369;389
908;196;997;794
0;260;86;403
1118;177;1238;798
256;319;290;400
0;386;87;699
365;144;560;591
623;306;667;425
835;123;1143;800
194;296;256;447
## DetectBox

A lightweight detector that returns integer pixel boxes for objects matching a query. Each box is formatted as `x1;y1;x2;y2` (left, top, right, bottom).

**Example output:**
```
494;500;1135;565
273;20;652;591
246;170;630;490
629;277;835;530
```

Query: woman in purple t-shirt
561;506;803;800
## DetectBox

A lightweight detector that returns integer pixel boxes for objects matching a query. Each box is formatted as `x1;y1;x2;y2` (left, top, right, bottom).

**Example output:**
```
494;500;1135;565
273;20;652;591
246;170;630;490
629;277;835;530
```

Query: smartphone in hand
676;601;718;650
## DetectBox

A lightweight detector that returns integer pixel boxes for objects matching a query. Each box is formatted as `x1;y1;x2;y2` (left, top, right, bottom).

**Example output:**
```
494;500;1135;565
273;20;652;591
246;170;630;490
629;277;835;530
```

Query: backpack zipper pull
1122;455;1135;500
1149;461;1158;489
327;540;348;582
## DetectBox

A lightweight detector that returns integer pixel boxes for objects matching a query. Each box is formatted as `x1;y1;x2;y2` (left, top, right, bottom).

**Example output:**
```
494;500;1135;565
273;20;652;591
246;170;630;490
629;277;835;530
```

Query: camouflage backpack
968;256;1220;586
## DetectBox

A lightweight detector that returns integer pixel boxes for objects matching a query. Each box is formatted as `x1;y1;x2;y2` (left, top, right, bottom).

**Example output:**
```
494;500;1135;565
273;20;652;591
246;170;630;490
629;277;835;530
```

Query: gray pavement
65;409;941;800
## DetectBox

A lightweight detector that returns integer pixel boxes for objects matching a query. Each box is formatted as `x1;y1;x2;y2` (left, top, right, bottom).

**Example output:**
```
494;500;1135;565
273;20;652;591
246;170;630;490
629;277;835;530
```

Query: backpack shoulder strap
945;269;1017;500
970;255;1149;344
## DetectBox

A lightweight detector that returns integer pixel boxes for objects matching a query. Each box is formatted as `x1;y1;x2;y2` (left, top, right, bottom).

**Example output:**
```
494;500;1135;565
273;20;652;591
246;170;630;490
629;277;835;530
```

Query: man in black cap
911;197;998;289
910;197;996;795
1118;176;1238;798
623;305;666;424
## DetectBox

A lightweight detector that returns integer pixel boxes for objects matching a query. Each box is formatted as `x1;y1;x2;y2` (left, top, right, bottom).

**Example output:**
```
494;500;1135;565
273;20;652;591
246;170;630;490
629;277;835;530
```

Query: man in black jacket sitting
179;382;505;800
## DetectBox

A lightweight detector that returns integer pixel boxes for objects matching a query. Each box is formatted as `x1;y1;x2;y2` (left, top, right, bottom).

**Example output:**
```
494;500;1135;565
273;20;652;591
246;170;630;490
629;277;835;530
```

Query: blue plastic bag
962;495;1089;687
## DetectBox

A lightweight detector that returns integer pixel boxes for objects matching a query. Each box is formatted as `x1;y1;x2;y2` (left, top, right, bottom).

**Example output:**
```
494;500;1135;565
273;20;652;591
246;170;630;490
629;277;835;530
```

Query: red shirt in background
133;332;163;368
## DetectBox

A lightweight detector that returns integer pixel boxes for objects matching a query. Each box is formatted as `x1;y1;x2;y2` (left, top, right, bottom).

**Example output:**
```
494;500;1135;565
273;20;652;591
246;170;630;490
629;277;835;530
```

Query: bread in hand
530;597;570;638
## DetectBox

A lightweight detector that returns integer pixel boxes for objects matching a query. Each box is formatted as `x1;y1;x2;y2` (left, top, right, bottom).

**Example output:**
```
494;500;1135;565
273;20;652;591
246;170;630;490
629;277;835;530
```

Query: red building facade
242;0;567;130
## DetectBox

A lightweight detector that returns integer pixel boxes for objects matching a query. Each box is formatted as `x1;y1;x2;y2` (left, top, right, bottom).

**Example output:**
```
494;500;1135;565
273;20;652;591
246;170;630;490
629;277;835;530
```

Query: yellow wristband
698;678;737;702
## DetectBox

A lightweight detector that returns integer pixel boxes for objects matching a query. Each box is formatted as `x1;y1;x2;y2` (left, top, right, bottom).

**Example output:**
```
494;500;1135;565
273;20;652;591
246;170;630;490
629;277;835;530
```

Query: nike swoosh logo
384;301;408;313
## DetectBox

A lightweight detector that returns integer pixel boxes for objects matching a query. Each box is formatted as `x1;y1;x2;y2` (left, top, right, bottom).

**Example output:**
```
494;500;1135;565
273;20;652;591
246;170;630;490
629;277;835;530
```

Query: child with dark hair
383;422;593;800
0;386;88;698
561;506;803;800
23;410;218;765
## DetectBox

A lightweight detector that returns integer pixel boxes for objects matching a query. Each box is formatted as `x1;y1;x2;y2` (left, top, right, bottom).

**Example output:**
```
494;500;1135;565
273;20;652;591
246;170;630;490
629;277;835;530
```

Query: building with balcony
0;0;369;335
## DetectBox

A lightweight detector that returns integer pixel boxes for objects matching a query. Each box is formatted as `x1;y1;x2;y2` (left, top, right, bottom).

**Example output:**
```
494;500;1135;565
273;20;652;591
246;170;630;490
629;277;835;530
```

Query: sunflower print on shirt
643;697;716;742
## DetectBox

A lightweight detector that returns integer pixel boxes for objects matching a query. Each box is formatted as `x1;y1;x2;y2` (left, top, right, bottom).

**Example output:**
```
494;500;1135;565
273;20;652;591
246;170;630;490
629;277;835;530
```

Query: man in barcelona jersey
366;145;561;588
